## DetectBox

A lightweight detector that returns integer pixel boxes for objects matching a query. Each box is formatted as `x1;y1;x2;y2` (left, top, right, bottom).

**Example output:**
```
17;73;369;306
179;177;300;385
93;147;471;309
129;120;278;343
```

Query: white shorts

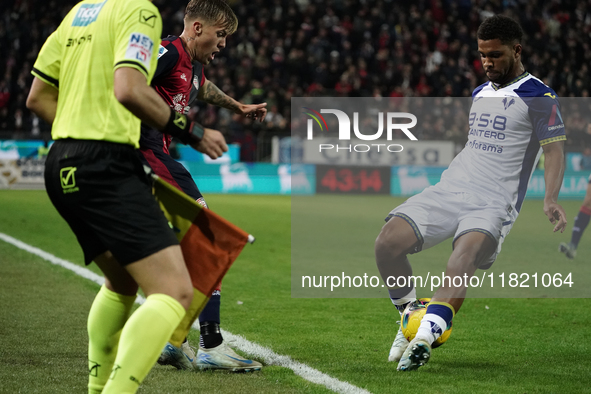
387;185;517;269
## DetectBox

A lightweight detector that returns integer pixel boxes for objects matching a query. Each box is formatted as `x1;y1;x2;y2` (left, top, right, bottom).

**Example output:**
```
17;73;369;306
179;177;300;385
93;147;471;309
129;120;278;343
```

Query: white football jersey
438;72;566;213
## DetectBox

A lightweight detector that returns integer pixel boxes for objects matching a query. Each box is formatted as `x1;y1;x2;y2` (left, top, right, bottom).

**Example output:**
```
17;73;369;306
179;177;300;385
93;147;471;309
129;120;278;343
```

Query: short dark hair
185;0;238;35
477;15;523;45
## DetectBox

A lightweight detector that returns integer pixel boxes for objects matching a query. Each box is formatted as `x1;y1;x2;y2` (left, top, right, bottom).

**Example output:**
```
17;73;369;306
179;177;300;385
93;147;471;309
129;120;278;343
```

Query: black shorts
138;147;207;206
44;139;179;266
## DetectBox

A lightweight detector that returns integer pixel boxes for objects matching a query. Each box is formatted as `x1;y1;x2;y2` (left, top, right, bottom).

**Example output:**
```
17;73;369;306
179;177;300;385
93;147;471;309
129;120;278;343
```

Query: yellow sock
87;286;136;394
102;294;185;394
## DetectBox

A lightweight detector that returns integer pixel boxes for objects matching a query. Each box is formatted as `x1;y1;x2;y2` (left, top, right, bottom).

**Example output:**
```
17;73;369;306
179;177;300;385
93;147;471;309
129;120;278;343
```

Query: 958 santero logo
302;107;418;153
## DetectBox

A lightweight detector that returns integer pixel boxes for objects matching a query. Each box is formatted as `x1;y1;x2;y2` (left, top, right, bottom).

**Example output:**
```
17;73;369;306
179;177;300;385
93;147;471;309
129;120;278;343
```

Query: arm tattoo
200;80;240;112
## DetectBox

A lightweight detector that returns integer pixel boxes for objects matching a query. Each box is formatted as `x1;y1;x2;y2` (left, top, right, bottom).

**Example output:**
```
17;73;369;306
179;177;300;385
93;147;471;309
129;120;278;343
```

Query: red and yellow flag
152;175;253;346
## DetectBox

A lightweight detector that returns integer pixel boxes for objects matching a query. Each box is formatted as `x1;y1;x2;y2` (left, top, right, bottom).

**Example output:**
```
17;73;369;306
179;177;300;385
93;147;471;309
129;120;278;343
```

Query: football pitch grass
1;190;591;393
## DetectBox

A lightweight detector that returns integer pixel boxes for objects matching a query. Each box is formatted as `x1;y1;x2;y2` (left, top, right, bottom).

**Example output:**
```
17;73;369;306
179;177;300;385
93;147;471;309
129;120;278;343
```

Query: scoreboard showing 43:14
316;165;391;194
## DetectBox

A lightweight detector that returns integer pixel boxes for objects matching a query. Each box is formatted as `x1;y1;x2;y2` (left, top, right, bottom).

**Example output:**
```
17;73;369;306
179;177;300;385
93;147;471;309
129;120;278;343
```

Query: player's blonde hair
185;0;238;35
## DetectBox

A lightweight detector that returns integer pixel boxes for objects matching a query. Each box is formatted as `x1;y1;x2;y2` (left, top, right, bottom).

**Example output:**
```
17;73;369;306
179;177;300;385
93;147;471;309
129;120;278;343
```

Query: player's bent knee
448;243;494;276
375;232;395;255
445;254;479;277
375;231;396;261
375;220;417;259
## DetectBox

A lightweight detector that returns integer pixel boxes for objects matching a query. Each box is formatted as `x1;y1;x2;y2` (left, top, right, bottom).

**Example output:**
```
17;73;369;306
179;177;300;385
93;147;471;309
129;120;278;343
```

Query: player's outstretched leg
397;302;454;371
560;204;591;259
398;231;493;372
559;242;577;259
195;291;262;372
375;216;420;362
389;299;432;362
560;187;591;259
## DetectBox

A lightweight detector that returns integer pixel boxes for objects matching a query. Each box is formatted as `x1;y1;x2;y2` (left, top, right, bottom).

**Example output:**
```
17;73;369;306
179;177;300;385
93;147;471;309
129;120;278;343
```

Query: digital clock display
316;165;390;194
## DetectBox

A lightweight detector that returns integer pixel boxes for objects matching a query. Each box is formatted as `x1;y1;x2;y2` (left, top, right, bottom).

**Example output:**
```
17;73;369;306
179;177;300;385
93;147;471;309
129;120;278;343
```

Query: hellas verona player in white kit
374;15;567;372
410;75;566;269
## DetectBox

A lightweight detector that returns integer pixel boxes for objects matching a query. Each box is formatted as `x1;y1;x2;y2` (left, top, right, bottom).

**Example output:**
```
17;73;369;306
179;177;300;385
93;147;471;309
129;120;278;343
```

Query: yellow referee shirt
32;0;162;147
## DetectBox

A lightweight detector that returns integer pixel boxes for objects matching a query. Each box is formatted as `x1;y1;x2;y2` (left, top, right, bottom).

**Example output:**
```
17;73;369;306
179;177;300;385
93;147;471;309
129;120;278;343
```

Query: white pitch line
219;329;371;394
0;232;371;394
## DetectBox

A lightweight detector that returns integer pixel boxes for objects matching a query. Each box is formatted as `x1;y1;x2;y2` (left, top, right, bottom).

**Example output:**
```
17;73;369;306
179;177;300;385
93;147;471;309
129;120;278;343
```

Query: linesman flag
152;175;254;346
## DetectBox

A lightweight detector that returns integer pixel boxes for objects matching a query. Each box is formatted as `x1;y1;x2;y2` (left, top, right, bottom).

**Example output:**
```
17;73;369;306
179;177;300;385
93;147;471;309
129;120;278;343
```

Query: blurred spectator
0;79;10;109
581;147;591;171
3;0;591;153
265;104;286;130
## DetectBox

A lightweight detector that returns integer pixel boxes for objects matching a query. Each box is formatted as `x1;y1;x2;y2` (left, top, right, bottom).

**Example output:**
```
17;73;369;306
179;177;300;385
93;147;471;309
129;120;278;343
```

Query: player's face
478;39;521;85
194;21;228;65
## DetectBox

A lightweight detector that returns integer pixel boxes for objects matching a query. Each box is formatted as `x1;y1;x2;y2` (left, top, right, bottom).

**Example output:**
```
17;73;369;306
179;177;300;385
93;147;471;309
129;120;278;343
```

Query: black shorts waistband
53;138;135;151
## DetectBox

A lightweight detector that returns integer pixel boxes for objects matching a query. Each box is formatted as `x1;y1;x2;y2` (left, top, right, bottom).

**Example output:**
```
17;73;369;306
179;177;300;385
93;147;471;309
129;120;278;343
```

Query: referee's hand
191;128;228;159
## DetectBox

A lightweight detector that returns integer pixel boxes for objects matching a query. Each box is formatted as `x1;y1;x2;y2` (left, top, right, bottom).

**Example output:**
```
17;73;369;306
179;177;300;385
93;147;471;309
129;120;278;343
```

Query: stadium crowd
1;0;591;156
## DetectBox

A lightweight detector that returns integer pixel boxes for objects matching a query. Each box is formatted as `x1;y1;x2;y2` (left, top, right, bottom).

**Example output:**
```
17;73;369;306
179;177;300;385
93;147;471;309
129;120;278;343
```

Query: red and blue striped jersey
140;35;205;154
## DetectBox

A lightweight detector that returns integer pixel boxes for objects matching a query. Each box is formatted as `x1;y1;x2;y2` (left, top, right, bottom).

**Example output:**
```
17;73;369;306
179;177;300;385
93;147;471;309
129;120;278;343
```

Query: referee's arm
26;68;173;131
26;77;59;125
114;67;227;159
114;67;172;130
